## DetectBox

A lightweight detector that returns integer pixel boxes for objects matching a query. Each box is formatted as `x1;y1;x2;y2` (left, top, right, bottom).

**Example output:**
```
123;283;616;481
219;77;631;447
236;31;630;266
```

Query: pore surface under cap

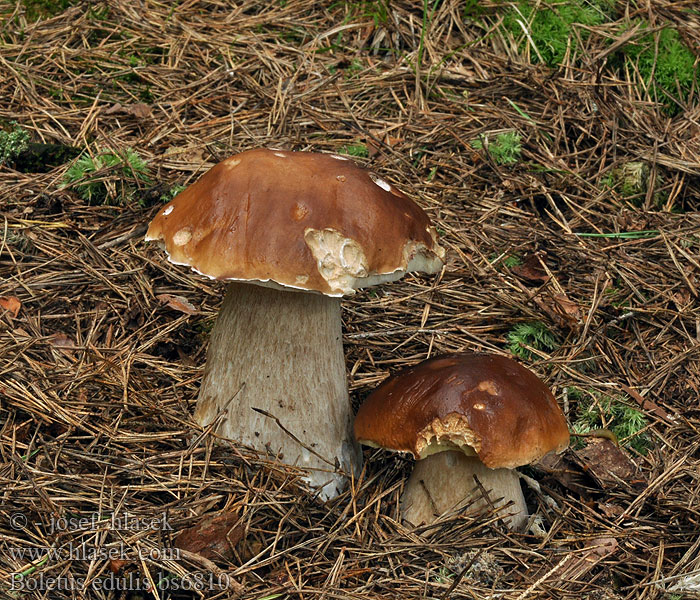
354;353;570;469
145;148;445;296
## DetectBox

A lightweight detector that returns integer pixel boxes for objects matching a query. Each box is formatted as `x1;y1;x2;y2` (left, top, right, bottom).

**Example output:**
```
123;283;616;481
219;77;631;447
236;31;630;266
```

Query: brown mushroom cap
354;353;570;469
145;148;445;296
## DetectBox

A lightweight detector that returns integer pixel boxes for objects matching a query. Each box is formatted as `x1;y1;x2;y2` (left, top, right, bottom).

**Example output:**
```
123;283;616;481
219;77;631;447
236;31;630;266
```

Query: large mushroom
146;148;445;500
354;353;569;529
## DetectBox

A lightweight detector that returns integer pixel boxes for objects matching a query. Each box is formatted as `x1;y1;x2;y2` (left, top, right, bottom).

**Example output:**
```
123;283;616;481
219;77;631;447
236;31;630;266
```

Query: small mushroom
146;148;445;500
354;353;569;529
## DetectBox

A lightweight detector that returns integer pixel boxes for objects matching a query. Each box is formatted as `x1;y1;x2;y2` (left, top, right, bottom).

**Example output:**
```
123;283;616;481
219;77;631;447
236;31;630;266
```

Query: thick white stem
194;282;362;500
401;451;528;530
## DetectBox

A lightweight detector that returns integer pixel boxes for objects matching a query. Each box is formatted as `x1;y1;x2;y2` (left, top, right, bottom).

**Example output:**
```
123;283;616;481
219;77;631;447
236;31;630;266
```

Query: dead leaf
104;103;123;114
536;291;582;329
48;332;77;349
104;102;152;118
174;511;245;564
534;536;618;590
556;537;618;583
109;558;128;574
672;288;692;309
124;302;145;330
573;437;646;490
367;129;404;157
467;146;483;164
267;567;292;586
533;451;590;495
0;296;21;318
598;501;624;518
551;293;581;322
367;138;381;158
241;538;264;563
440;65;478;83
620;383;672;423
13;421;31;444
511;253;550;283
163;145;207;163
156;294;198;315
126;103;151;118
176;345;196;367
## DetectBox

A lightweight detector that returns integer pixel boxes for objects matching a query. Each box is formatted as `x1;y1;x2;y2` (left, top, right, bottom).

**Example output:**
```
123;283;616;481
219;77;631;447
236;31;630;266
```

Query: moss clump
471;132;523;165
613;161;649;197
0;124;30;166
62;148;151;205
502;0;615;67
159;184;186;204
602;161;668;207
22;0;77;21
338;143;369;158
569;387;651;454
507;321;558;361
0;123;81;172
619;25;697;116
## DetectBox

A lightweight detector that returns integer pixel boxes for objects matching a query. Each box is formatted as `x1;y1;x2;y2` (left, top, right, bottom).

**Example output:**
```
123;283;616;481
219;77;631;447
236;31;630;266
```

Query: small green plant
412;145;429;168
502;0;614;67
22;0;77;21
503;254;523;268
471;132;522;165
463;0;485;20
63;148;151;204
159;184;186;204
338;143;369;158
600;161;667;207
433;566;454;584
616;161;648;198
330;59;365;78
193;318;215;340
600;172;615;189
490;253;522;268
618;24;697;116
5;229;34;253
569;387;651;454
0;124;30;166
346;58;364;77
360;0;389;26
507;321;558;361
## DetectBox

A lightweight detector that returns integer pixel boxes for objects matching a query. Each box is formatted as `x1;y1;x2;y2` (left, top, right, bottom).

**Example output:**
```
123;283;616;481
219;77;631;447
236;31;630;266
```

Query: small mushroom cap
145;148;445;296
354;353;570;469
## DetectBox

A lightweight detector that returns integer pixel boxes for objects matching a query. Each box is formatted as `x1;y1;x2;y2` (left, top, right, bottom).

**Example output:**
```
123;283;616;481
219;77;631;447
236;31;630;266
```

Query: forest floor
1;1;699;599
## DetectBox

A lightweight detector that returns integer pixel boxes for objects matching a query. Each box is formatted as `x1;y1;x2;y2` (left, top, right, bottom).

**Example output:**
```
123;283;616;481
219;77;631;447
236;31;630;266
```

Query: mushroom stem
194;282;362;500
401;451;528;530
